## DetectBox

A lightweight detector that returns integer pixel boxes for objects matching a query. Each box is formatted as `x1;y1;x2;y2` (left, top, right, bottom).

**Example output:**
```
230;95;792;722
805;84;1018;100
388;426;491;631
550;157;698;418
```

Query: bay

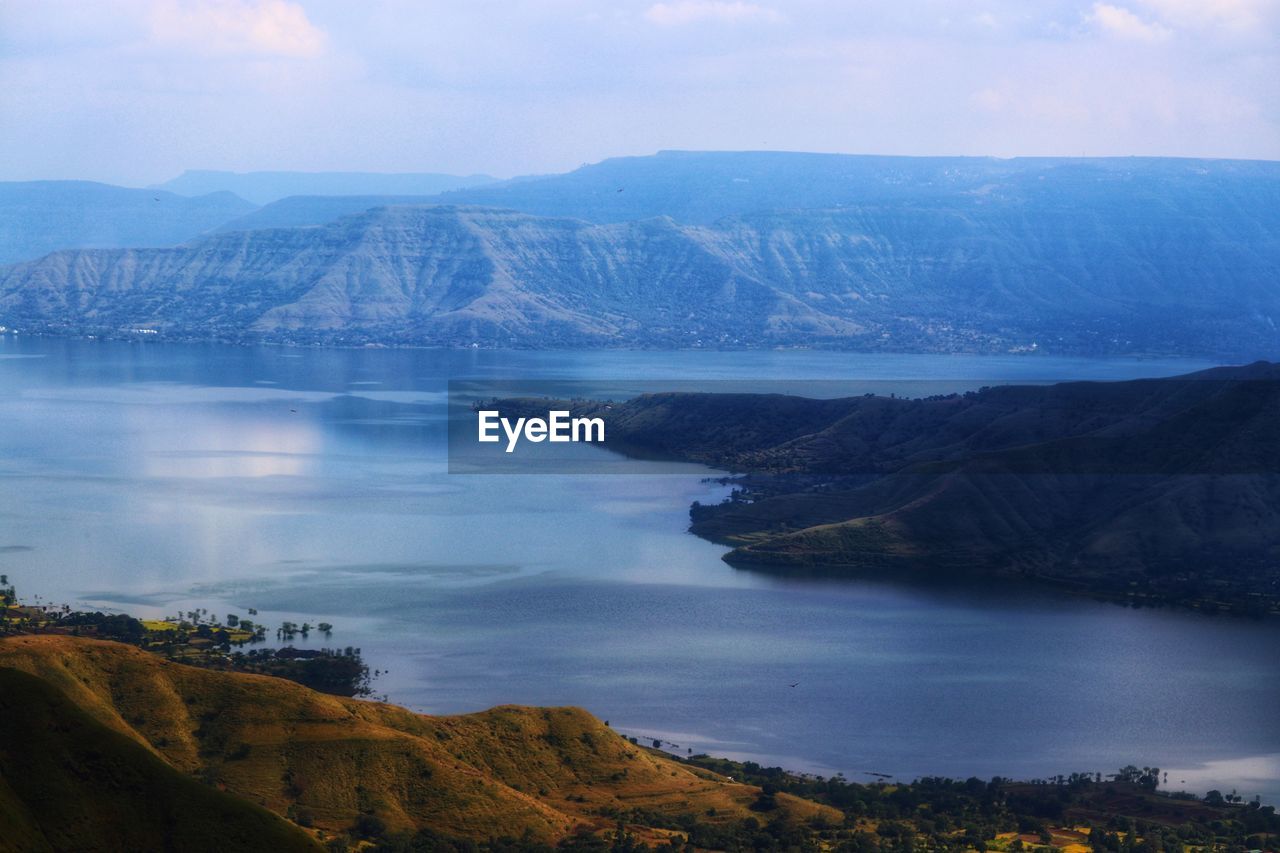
1;337;1275;804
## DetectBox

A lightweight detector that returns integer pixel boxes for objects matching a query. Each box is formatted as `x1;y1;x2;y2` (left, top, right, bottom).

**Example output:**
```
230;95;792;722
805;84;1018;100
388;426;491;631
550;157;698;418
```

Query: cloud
1136;0;1274;34
643;1;783;27
2;0;1277;185
148;0;326;58
1086;3;1173;40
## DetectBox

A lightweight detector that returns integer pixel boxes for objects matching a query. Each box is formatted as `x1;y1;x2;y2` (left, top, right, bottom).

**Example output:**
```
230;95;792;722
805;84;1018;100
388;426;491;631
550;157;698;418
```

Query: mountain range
1;153;1277;355
433;150;1280;225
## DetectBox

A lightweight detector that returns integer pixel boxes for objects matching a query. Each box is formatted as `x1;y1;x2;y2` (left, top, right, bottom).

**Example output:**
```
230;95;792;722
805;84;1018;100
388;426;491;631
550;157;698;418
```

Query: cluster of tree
330;762;1280;853
161;608;268;644
1;599;150;643
1112;766;1164;790
678;756;1279;853
221;647;371;697
54;611;147;643
276;620;334;640
1;575;366;696
1086;802;1278;853
360;818;817;853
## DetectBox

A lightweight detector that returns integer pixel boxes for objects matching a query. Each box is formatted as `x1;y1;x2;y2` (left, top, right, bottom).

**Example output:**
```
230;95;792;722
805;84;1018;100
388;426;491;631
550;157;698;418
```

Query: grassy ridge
0;666;321;852
0;635;835;849
1;635;1275;851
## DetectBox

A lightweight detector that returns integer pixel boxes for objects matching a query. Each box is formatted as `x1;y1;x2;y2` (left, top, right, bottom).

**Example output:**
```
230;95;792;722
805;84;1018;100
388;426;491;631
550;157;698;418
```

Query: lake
1;337;1277;804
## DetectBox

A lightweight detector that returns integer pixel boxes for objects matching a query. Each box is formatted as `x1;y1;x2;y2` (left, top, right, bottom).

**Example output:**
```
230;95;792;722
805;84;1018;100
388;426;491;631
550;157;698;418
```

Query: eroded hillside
3;151;1278;356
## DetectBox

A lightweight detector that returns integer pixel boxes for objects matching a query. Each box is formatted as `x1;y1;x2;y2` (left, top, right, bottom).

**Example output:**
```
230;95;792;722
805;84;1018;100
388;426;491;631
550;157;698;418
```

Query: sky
1;0;1277;186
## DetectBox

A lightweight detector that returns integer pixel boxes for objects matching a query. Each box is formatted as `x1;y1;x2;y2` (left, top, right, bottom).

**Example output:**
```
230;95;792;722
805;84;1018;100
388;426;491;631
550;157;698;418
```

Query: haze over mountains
0;181;256;266
212;193;444;232
0;170;498;265
152;169;497;205
1;152;1277;355
433;150;1280;225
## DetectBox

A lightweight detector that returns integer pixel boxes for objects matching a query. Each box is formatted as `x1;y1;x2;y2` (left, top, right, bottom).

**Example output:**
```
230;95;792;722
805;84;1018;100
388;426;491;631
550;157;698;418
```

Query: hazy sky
2;0;1277;186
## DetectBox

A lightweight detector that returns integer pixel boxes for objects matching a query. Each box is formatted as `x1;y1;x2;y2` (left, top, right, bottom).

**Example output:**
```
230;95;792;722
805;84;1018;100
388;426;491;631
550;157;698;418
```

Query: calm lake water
2;338;1277;804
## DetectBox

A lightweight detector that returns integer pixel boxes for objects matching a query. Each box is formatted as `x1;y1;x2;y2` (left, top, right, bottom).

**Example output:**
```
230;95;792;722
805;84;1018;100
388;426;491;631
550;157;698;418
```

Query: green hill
499;364;1280;613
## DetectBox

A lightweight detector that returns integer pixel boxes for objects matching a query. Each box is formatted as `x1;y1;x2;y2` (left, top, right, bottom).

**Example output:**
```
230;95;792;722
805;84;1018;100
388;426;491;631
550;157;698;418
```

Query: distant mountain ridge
155;169;496;205
0;180;256;265
434;150;1280;225
2;153;1277;354
1;186;1277;354
193;152;1280;234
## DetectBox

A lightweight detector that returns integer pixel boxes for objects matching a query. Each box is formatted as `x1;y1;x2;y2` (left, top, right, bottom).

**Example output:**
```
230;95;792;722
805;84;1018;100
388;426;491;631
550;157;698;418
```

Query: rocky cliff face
1;185;1277;354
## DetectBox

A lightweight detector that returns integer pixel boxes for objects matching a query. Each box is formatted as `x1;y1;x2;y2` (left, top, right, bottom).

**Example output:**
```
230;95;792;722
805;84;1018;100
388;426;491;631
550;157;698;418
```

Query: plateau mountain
435;150;1280;226
1;189;1277;354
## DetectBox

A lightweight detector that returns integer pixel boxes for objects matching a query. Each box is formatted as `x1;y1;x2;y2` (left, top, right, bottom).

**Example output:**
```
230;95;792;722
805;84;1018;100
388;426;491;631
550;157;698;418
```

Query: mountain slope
0;666;322;853
0;206;861;347
726;375;1280;579
155;170;495;205
0;636;836;846
0;181;256;265
2;190;1278;354
503;365;1280;609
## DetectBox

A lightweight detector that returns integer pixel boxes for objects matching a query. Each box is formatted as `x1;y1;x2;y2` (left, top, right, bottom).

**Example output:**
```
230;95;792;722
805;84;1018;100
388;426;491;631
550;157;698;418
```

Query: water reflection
140;416;324;479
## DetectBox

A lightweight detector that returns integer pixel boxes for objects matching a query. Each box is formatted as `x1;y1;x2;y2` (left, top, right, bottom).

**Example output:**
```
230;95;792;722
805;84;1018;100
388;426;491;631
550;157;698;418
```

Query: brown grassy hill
0;666;321;853
0;635;837;847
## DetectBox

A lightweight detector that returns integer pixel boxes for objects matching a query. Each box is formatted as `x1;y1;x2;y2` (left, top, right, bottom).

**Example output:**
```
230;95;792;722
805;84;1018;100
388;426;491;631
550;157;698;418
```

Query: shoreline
6;576;1278;808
